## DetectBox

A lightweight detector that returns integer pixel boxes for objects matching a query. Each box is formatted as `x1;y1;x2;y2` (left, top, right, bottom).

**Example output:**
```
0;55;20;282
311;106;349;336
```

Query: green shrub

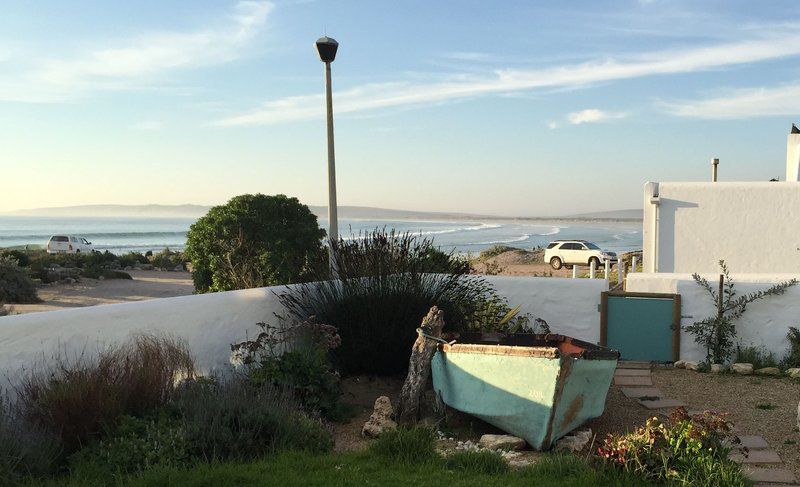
444;450;508;474
172;376;331;462
784;327;800;368
185;194;325;293
0;250;30;267
151;247;186;270
233;318;347;421
279;230;508;374
735;345;779;369
117;252;149;268
597;407;748;486
0;394;62;483
0;256;39;304
16;334;194;455
369;426;437;465
81;268;132;280
68;415;191;482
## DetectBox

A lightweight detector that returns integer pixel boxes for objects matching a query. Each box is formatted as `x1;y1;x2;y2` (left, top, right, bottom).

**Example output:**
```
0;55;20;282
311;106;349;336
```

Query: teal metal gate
600;292;681;362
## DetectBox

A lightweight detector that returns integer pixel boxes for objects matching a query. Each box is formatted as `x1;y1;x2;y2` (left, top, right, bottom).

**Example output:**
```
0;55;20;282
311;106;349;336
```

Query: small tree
686;260;797;364
185;194;326;293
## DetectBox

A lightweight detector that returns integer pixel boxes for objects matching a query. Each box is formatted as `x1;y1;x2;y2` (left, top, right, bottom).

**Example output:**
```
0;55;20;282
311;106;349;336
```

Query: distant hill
565;209;642;221
5;204;643;222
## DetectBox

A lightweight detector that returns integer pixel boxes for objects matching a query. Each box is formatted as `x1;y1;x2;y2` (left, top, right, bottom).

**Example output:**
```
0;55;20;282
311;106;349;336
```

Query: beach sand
10;270;194;315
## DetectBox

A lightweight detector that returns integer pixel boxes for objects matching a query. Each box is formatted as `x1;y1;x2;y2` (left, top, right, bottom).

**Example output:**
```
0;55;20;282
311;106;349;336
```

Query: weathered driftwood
396;306;445;424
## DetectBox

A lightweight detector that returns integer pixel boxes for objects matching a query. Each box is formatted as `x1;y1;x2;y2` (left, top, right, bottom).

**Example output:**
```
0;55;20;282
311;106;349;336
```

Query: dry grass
653;369;800;479
16;333;195;453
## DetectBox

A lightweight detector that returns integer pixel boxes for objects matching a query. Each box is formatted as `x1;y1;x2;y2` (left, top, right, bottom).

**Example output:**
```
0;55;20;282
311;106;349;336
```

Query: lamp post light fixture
316;35;339;273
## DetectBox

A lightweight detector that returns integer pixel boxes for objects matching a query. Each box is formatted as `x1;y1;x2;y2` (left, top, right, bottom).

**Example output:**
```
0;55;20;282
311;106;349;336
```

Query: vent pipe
711;158;719;182
787;124;800;182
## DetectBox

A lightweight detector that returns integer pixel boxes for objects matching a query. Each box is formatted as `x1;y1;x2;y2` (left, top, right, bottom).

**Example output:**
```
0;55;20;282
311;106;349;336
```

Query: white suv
46;235;95;254
544;240;617;270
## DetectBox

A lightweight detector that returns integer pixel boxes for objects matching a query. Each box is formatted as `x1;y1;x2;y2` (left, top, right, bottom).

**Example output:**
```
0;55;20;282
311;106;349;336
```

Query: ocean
0;216;643;255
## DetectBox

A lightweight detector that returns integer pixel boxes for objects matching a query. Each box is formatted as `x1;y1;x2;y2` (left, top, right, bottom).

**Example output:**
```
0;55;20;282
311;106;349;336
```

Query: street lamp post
315;36;339;274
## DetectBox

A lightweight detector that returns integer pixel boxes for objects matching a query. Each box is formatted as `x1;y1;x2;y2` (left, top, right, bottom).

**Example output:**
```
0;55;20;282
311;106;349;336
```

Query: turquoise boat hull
431;333;618;450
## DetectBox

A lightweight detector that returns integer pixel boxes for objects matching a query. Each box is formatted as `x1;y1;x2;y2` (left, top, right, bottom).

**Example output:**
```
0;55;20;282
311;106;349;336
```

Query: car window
579;244;588;250
82;238;90;244
70;237;78;242
51;236;69;242
562;243;577;250
546;242;558;249
585;243;600;250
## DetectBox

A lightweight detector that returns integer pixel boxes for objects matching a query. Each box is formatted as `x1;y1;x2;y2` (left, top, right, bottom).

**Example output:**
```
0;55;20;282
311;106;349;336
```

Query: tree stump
396;306;445;424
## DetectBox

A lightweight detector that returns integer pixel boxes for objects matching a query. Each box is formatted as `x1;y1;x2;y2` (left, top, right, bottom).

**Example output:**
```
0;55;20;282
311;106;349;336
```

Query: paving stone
614;376;653;386
614;369;652;377
747;467;797;484
730;449;782;464
616;361;651;369
638;398;686;410
739;435;771;450
621;387;663;399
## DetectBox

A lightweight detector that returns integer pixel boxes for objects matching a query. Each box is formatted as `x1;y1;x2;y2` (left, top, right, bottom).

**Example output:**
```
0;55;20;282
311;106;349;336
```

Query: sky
1;0;800;217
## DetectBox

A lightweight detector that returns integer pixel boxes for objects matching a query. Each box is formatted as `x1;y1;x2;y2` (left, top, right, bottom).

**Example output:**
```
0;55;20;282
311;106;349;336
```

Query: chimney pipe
711;158;719;182
787;124;800;182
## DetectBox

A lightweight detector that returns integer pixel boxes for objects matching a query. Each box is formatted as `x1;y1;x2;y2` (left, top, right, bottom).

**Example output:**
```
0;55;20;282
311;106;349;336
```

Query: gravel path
653;369;800;479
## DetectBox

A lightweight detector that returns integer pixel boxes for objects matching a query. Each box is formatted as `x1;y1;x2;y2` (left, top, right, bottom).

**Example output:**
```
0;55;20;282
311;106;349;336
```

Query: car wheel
589;257;601;268
550;256;562;270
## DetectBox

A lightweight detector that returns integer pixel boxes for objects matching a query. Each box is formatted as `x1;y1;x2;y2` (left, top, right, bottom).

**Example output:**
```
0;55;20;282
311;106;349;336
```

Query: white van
46;235;95;254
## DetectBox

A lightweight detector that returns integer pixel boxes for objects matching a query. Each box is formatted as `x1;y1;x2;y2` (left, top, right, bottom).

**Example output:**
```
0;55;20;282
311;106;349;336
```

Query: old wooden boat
431;333;619;450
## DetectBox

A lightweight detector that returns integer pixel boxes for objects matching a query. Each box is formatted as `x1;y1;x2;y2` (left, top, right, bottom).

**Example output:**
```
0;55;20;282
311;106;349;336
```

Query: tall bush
0;256;39;304
279;230;511;375
185;194;326;293
0;394;62;482
16;334;194;454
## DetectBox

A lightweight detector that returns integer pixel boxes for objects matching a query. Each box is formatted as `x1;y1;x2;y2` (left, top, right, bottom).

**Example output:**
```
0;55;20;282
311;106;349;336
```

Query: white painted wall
642;181;800;274
0;276;607;384
628;273;800;362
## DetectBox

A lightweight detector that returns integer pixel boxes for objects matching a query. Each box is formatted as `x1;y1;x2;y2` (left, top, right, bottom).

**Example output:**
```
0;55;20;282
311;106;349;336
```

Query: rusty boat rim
439;332;620;360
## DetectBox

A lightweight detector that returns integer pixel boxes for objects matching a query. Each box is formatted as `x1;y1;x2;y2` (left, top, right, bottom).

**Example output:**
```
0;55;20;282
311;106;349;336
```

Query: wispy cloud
0;1;272;102
567;108;628;125
216;27;800;126
660;83;800;119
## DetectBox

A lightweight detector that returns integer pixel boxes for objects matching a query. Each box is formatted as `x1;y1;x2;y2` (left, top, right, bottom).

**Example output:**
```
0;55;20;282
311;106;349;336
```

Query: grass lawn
57;451;648;487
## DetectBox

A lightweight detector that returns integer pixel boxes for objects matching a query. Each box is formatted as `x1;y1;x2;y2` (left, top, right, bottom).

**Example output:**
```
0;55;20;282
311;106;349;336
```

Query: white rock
755;367;781;376
478;434;526;451
731;363;754;375
786;368;800;378
684;361;700;371
673;360;686;369
362;396;397;438
554;428;593;452
710;363;727;373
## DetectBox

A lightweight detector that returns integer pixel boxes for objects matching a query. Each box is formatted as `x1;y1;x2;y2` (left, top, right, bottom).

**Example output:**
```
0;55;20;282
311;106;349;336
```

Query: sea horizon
0;215;642;255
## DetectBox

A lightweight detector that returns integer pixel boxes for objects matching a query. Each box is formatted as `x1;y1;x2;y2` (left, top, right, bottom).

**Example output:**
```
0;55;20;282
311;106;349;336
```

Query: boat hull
431;334;618;450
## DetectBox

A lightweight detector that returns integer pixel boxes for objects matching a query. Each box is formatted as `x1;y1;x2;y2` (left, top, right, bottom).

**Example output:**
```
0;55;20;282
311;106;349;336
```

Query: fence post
631;256;637;272
604;260;610;280
572;265;578;279
617;260;624;285
589;260;596;278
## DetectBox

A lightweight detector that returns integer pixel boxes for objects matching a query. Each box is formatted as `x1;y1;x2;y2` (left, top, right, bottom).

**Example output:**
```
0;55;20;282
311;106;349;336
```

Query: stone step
614;376;653;387
614;369;652;377
638;398;686;410
731;449;782;464
747;467;798;484
736;435;771;450
621;387;664;399
616;361;652;369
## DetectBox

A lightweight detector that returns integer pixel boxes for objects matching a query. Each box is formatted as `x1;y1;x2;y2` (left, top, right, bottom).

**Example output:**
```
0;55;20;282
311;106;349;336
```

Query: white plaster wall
485;275;606;342
0;276;607;384
628;273;800;362
642;182;800;274
0;286;290;384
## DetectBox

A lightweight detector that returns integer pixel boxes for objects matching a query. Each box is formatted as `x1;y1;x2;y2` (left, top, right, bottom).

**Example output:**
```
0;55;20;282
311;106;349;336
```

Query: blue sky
1;0;799;216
